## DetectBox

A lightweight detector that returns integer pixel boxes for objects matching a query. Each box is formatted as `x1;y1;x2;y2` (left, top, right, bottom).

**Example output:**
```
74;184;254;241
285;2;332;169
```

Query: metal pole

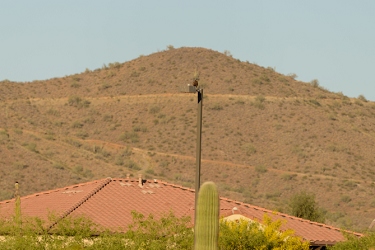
194;88;203;236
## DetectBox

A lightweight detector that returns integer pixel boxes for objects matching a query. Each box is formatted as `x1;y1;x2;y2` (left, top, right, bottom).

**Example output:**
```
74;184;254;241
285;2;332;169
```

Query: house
0;176;362;248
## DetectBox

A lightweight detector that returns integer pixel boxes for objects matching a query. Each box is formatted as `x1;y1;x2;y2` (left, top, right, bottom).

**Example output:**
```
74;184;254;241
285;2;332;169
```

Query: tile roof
0;177;362;246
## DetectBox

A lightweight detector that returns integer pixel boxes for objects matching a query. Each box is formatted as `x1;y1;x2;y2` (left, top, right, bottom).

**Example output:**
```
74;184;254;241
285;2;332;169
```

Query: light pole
195;88;203;211
185;83;203;230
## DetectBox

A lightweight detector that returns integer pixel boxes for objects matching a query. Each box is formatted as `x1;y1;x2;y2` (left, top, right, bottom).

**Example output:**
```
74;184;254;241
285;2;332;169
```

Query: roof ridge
47;177;112;231
0;178;112;204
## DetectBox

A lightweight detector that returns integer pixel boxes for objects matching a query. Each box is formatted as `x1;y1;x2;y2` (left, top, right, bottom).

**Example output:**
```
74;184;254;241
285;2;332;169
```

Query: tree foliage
328;232;373;250
0;210;312;249
289;191;326;223
219;215;309;250
124;210;194;249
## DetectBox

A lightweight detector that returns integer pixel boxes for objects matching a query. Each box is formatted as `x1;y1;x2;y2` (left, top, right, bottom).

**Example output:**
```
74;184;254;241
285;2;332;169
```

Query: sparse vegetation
1;46;374;232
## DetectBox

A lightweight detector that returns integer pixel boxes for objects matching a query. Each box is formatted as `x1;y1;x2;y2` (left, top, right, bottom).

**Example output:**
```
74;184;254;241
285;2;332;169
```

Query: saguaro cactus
194;181;219;250
14;182;22;235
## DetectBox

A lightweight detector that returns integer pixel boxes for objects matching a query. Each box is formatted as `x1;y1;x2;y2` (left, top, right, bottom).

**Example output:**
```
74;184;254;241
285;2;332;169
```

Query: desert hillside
1;47;375;230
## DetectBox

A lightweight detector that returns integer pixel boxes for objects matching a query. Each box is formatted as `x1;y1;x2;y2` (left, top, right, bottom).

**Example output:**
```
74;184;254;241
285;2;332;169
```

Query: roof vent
232;207;238;214
138;174;147;188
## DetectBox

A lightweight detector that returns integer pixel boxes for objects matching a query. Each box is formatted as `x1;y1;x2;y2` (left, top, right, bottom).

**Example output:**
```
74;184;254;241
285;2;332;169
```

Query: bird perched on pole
193;78;199;87
193;67;200;88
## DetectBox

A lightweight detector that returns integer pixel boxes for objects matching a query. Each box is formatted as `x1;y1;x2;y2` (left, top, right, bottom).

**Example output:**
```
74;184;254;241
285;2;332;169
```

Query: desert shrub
46;108;60;116
120;131;139;143
71;121;84;128
289;191;326;223
358;94;368;102
132;125;148;132
115;156;124;166
223;50;232;57
340;195;352;203
120;147;132;157
99;83;112;90
310;79;320;88
149;105;161;114
166;45;175;50
67;96;91;109
0;130;9;144
130;71;140;77
145;169;155;175
76;131;89;139
288;73;298;79
252;78;263;85
52;162;65;170
252;95;266;109
211;103;224;110
65;138;82;148
102;114;113;122
308;99;321;106
242;143;256;156
70;82;81;88
219;215;309;249
124;160;141;170
24;142;38;153
108;62;121;69
255;165;267;173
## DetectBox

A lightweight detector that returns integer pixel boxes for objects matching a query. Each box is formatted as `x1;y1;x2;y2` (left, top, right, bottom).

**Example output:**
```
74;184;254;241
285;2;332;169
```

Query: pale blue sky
1;1;375;100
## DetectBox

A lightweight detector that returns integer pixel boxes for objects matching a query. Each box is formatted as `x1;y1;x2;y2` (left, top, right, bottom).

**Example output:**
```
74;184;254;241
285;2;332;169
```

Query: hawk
193;79;199;87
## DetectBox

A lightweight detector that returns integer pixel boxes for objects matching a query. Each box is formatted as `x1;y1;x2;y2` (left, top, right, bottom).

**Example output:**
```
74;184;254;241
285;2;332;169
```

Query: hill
1;47;375;230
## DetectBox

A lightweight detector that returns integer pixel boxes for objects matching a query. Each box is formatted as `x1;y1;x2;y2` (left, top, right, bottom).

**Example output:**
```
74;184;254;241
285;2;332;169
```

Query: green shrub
288;73;298;79
24;142;38;153
328;232;374;249
149;105;161;114
68;96;91;109
124;160;141;170
70;82;81;88
108;62;121;69
133;125;148;132
124;211;193;249
242;143;256;156
253;95;266;109
255;165;267;173
52;162;65;170
0;130;9;144
289;191;325;223
310;79;320;88
219;215;309;249
211;103;224;110
358;94;368;102
120;131;139;143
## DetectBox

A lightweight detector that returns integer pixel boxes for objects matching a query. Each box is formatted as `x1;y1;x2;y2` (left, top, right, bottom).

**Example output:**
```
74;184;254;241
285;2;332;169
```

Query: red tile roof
0;177;362;246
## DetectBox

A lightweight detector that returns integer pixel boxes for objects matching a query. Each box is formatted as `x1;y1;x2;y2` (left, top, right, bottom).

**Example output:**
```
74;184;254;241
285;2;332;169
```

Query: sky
1;1;375;100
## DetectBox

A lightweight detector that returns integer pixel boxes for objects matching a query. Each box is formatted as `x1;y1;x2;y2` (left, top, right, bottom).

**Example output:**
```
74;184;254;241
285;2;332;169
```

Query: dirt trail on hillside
3;93;355;107
80;138;356;184
0;126;368;184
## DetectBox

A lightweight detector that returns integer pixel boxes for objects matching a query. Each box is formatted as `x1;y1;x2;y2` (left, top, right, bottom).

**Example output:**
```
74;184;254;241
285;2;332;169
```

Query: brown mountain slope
1;47;375;230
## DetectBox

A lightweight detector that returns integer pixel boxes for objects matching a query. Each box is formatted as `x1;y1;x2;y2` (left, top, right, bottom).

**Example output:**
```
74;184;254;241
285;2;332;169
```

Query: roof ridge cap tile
0;178;111;204
46;178;112;231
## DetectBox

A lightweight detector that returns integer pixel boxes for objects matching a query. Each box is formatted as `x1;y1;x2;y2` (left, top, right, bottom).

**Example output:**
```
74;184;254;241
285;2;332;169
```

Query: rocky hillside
1;47;375;230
